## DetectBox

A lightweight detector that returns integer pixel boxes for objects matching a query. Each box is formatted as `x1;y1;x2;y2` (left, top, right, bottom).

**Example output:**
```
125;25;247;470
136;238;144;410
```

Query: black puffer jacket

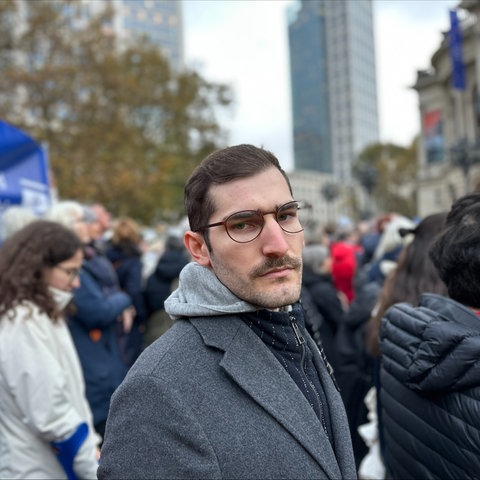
380;293;480;479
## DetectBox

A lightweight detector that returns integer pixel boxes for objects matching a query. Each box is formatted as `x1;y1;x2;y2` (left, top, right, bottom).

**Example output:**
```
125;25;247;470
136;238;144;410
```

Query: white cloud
183;0;460;171
184;0;294;169
374;0;458;145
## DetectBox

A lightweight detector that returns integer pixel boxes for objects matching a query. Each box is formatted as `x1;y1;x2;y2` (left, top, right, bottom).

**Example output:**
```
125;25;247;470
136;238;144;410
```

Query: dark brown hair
429;193;480;308
185;144;292;234
366;212;449;357
0;220;82;322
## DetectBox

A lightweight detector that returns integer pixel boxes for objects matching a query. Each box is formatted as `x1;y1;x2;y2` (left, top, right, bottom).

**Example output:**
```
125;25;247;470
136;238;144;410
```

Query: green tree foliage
0;0;232;223
353;140;418;217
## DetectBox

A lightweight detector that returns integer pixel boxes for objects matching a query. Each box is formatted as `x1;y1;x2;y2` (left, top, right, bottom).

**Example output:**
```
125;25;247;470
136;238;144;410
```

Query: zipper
318;344;340;392
289;312;329;440
290;315;305;347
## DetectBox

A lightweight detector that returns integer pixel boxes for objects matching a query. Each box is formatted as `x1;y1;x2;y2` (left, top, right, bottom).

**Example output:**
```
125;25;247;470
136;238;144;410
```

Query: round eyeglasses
55;265;81;283
194;200;312;243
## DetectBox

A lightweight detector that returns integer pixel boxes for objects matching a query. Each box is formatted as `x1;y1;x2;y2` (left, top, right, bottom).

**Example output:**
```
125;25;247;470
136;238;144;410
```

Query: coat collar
191;315;349;479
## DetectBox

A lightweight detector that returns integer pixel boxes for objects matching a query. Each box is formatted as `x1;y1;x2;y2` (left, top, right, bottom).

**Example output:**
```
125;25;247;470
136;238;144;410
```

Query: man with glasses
98;144;356;479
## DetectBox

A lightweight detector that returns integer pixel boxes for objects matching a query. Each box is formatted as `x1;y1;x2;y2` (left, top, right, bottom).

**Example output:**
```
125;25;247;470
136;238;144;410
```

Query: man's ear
184;231;212;267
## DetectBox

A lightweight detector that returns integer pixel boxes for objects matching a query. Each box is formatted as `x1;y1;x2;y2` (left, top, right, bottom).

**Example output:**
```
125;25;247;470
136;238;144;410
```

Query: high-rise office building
15;1;183;70
79;0;184;70
288;0;379;183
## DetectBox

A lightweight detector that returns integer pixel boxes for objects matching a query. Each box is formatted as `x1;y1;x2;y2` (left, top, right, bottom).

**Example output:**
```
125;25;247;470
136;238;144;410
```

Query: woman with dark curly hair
0;220;99;479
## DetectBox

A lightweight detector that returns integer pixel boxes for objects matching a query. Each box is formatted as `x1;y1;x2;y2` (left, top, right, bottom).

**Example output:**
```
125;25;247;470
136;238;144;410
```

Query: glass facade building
288;0;378;183
84;0;183;71
116;0;183;70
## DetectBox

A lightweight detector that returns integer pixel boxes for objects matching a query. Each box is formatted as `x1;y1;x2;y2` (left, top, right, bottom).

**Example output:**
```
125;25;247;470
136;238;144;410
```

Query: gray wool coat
97;315;357;479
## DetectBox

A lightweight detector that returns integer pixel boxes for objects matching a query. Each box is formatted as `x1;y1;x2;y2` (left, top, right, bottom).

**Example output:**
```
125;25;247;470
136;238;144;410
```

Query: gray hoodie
164;262;260;319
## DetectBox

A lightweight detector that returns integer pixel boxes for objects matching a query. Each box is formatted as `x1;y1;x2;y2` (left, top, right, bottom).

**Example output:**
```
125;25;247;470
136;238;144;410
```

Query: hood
164;262;260;320
381;293;480;392
154;248;189;281
105;243;141;263
302;265;332;288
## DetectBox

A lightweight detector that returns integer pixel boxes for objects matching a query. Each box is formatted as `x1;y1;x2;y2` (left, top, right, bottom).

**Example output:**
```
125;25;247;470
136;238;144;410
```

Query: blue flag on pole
449;9;466;90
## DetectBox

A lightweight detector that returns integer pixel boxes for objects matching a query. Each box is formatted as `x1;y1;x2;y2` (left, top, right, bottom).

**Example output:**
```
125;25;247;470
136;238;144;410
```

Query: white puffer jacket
0;302;98;479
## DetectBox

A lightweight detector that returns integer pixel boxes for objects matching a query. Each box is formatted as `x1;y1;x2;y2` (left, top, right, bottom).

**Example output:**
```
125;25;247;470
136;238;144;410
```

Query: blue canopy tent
0;120;51;215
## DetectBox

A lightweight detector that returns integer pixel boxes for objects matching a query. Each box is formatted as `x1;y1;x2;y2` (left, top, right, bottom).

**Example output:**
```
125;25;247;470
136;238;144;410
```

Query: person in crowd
106;217;147;366
301;243;345;370
0;220;99;479
89;203;112;252
45;200;91;244
366;214;416;285
0;205;36;244
83;206;103;246
366;211;449;358
367;212;458;478
329;226;359;304
334;271;381;469
98;144;356;479
46;200;133;440
357;214;391;268
339;211;446;472
143;227;190;347
91;203;112;235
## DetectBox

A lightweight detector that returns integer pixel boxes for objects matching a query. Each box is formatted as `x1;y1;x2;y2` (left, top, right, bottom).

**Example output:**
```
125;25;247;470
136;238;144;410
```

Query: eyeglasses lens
57;266;81;282
68;269;80;282
225;201;309;243
226;211;263;243
276;202;304;233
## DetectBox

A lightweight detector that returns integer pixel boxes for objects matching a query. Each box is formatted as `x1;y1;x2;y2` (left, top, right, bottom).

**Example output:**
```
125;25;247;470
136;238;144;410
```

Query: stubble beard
212;254;303;309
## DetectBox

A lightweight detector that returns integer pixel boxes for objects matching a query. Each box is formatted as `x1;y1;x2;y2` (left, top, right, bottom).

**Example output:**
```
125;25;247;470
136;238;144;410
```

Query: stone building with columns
415;0;480;216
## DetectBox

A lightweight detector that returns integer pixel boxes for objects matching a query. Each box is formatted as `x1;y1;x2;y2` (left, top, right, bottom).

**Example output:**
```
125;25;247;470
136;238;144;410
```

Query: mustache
251;255;302;277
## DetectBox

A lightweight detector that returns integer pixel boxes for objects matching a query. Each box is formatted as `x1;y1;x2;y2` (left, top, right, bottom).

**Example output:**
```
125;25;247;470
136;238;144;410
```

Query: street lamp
321;182;339;223
450;137;480;193
355;164;378;218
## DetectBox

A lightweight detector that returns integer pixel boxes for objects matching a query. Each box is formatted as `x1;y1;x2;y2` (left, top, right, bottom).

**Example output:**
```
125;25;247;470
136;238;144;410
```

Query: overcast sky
183;0;458;172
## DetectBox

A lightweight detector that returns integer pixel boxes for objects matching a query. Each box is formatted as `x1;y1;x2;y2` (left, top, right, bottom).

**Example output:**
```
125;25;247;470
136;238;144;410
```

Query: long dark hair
366;212;449;357
0;220;82;322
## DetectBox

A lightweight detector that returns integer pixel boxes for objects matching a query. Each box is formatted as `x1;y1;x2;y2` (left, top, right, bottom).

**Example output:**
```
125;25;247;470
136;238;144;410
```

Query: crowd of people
299;198;480;479
0;143;479;479
0;200;189;478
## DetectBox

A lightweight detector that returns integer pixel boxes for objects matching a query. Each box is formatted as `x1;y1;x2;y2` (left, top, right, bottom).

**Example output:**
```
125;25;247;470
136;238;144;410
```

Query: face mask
49;286;74;312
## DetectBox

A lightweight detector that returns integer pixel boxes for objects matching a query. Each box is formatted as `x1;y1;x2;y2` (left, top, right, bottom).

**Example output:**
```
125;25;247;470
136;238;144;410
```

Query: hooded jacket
380;293;480;479
98;262;356;479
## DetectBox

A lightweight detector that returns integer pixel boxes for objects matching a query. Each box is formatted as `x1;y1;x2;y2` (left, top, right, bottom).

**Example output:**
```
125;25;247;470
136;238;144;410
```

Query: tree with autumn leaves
352;140;418;219
0;0;232;223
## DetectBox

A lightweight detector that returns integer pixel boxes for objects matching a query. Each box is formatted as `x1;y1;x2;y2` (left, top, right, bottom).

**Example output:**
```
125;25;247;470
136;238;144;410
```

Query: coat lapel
192;317;343;480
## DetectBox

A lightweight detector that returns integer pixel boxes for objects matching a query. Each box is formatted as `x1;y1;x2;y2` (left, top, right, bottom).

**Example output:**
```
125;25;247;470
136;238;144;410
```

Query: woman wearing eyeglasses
0;220;99;480
46;200;133;442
